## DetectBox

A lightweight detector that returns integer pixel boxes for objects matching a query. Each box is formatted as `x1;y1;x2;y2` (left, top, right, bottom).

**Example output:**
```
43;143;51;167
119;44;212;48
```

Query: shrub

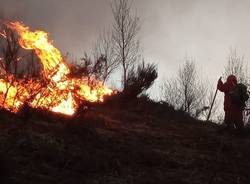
123;61;158;99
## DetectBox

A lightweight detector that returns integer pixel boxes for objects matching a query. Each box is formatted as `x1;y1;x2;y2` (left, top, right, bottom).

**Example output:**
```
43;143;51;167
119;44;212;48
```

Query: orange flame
0;22;113;116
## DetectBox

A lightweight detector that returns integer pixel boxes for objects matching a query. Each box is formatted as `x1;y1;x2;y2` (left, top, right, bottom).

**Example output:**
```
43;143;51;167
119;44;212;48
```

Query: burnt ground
0;101;250;184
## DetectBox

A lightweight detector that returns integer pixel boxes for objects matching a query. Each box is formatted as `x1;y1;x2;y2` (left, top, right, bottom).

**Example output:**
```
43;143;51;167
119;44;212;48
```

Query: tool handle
206;88;218;121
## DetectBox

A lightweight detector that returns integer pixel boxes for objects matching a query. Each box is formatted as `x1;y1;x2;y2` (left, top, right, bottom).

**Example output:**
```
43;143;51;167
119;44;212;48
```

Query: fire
0;22;114;116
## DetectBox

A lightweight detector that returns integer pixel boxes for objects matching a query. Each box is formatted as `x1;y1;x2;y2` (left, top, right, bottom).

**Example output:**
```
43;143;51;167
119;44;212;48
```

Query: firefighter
217;75;249;133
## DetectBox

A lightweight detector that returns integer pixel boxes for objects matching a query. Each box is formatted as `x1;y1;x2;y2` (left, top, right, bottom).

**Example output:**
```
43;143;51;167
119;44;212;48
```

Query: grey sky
1;0;250;96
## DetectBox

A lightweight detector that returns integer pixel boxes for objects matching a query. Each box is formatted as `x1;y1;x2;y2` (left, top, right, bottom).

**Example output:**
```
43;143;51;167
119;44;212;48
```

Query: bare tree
161;78;181;107
69;53;93;80
26;51;41;78
69;52;108;84
178;59;207;115
224;49;248;84
93;28;119;84
162;58;207;118
111;0;140;90
0;25;20;76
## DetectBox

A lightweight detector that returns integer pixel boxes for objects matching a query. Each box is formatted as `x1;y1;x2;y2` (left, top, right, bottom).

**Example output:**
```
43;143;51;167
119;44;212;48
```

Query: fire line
0;22;113;116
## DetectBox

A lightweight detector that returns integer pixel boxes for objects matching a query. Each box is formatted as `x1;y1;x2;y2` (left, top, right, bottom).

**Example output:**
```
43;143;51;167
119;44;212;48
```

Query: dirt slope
0;103;250;184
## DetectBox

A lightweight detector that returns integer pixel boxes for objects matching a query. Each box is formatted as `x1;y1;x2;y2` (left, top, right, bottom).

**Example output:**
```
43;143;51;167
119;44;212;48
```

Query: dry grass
0;101;250;184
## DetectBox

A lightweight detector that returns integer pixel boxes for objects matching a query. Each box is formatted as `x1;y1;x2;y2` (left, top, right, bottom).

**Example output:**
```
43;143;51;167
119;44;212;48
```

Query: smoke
0;0;112;56
1;0;250;89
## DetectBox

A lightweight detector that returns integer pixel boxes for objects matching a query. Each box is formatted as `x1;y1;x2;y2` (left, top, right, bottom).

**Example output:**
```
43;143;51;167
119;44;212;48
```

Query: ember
0;22;114;115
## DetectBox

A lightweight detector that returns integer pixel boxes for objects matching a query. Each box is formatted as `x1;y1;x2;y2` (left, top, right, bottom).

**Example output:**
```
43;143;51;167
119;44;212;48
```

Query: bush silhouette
123;61;157;99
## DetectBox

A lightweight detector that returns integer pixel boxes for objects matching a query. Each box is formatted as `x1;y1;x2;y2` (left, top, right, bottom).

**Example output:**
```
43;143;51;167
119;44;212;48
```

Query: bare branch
93;28;119;84
224;48;248;84
162;58;208;118
111;0;140;89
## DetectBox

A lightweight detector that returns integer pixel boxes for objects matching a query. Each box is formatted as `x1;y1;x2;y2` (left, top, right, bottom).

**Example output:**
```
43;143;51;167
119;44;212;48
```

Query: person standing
217;75;249;133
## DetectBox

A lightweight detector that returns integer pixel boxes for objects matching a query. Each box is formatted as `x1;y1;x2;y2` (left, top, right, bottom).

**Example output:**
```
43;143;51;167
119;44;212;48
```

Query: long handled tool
206;88;219;121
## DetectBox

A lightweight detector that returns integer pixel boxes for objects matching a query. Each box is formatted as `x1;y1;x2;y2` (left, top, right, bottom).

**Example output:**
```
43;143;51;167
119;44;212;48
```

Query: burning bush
0;21;114;116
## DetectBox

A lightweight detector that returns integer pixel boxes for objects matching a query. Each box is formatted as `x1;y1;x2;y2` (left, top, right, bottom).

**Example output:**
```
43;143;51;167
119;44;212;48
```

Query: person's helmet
226;74;237;84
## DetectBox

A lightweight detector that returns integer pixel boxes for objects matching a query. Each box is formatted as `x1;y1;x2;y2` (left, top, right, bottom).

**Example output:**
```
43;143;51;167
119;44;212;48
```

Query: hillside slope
0;102;250;184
